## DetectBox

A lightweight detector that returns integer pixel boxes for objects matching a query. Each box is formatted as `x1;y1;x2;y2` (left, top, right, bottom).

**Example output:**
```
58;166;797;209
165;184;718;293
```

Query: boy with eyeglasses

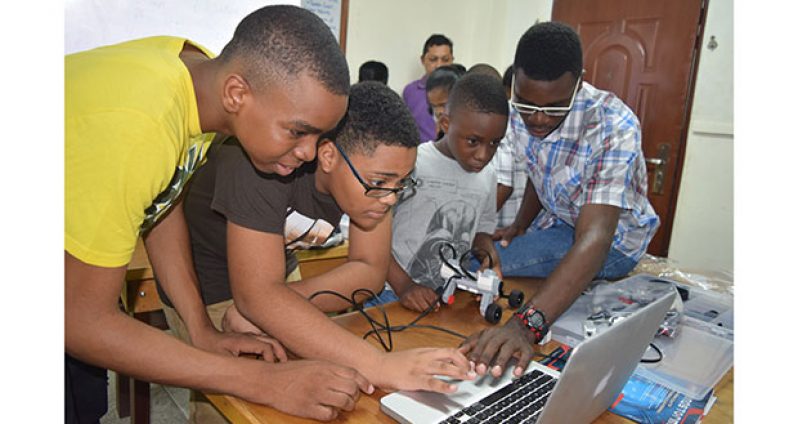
385;73;509;313
460;21;660;380
174;82;474;417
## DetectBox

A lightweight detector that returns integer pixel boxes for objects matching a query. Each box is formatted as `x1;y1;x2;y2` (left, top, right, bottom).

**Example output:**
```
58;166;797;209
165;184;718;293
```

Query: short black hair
447;73;510;118
425;65;463;95
332;82;419;156
358;60;389;84
422;34;453;56
514;21;582;81
450;63;467;75
218;5;349;95
466;63;501;80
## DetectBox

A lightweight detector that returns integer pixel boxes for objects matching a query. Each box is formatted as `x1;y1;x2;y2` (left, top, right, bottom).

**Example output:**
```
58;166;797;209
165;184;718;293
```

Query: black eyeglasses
334;143;417;198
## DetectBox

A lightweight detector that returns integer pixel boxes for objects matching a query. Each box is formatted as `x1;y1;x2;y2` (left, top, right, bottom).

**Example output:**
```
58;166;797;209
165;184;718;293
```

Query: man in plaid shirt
460;22;659;379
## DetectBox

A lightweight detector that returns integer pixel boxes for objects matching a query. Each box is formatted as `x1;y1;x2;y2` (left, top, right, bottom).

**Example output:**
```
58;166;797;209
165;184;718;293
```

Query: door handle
646;144;670;195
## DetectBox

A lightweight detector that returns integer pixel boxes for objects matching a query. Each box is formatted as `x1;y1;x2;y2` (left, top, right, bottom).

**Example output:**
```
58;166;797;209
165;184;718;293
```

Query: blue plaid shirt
500;82;659;261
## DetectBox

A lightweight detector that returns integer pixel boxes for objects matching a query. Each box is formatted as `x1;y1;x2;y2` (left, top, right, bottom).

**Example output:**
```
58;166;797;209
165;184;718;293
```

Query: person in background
402;34;454;143
387;73;508;313
65;5;370;422
460;21;659;381
450;63;467;74
467;63;502;81
425;65;465;141
358;60;388;84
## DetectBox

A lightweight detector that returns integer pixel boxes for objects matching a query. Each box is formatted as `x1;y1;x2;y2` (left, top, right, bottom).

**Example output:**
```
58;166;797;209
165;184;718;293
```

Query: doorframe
658;0;710;256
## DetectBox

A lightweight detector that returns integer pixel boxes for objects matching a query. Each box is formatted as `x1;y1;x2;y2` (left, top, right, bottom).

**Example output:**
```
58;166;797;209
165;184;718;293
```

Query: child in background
402;34;454;142
387;73;509;312
425;65;465;141
451;63;467;74
467;63;502;80
358;60;389;84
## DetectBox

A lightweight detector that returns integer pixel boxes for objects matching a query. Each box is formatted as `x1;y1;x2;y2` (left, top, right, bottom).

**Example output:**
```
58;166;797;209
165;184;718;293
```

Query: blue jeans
495;220;638;280
363;286;399;308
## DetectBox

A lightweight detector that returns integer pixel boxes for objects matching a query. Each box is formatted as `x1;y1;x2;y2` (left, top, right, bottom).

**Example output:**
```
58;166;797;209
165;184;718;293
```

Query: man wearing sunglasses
463;22;660;379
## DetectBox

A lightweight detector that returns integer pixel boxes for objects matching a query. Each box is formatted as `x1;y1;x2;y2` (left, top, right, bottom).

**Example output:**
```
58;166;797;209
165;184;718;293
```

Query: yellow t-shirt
65;36;216;267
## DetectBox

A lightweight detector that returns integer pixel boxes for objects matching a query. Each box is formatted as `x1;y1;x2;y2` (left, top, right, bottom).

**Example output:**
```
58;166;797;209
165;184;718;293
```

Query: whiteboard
64;0;298;55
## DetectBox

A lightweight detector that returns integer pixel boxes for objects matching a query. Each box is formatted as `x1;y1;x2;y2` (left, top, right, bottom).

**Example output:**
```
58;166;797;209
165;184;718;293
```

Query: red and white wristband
514;304;550;345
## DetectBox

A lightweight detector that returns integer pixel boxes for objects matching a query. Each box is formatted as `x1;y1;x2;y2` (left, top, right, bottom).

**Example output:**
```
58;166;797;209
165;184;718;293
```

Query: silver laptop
381;290;676;424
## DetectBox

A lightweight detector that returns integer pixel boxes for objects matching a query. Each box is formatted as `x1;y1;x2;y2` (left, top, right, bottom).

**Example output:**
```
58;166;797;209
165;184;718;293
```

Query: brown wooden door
553;0;708;256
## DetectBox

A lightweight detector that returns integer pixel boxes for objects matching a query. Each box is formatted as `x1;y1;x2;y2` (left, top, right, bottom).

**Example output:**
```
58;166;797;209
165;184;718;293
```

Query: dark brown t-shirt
160;142;342;306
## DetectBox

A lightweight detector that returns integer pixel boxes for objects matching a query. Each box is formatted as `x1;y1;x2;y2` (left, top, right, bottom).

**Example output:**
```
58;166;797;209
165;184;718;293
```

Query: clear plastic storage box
550;273;733;399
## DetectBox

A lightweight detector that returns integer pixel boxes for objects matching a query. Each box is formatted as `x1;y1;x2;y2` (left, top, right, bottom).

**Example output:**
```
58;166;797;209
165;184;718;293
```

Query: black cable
307;243;495;351
362;274;479;344
309;288;394;352
309;280;468;352
459;249;477;280
640;343;664;363
367;324;468;340
439;242;464;278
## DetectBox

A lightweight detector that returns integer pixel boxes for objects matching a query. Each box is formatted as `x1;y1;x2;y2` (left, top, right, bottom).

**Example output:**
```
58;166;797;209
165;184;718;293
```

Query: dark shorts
65;353;107;424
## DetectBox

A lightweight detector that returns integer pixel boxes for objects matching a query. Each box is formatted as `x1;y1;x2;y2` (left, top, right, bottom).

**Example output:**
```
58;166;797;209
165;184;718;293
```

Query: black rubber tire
508;290;525;309
485;303;503;324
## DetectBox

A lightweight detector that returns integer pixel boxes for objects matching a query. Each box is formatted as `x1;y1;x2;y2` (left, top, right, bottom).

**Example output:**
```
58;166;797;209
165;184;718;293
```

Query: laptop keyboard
438;369;556;424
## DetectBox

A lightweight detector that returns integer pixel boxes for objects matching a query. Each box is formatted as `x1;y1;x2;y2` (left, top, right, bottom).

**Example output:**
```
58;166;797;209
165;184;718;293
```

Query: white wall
65;0;297;54
667;0;734;273
346;0;550;93
347;0;733;274
64;0;733;273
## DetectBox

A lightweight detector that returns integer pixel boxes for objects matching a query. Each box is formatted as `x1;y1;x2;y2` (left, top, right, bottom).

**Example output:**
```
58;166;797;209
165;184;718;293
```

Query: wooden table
206;278;734;423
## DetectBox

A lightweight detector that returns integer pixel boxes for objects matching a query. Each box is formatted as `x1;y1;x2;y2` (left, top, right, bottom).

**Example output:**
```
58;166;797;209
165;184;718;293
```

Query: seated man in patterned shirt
460;21;660;379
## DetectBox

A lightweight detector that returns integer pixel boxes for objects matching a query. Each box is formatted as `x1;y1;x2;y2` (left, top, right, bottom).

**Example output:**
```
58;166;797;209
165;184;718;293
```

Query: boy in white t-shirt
386;73;509;312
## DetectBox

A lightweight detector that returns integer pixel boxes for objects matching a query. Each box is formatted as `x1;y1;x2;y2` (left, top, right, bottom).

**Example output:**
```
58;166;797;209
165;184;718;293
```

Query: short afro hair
332;81;419;156
422;34;453;56
218;5;349;95
466;63;502;81
447;73;509;118
514;21;582;81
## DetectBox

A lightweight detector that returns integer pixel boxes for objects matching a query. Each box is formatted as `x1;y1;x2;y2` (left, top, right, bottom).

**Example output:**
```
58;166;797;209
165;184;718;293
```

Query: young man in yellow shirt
66;5;469;422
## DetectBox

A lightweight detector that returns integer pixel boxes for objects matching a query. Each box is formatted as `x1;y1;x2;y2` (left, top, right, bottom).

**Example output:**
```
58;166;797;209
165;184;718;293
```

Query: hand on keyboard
371;347;476;393
458;318;539;378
